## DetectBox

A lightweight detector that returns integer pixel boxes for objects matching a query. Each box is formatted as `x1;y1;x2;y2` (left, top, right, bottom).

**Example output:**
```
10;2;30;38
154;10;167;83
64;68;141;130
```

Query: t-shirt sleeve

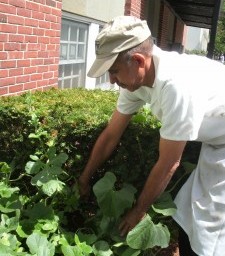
159;81;206;141
117;88;145;114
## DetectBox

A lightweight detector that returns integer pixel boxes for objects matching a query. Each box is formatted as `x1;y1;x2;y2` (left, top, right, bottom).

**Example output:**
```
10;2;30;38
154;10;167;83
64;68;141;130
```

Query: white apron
174;116;225;256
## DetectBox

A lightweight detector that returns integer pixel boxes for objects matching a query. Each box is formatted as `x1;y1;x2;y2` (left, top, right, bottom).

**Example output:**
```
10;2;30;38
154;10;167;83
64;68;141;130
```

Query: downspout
207;0;222;58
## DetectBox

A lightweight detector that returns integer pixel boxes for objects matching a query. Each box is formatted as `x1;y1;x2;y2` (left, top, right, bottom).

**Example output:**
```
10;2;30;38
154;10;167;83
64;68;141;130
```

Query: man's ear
132;53;146;68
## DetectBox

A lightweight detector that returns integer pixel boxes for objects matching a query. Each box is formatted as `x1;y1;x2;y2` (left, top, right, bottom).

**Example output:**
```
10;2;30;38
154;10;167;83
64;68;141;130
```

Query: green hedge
0;88;201;255
0;88;200;193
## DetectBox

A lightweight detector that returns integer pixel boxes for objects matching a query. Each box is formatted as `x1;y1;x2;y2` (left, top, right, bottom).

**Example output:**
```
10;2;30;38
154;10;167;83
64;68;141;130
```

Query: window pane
58;79;62;89
72;77;79;88
69;44;76;60
64;64;72;77
78;44;84;59
58;65;63;77
60;44;68;60
61;24;69;41
70;26;78;41
72;64;79;75
64;79;71;89
79;28;86;42
59;19;88;89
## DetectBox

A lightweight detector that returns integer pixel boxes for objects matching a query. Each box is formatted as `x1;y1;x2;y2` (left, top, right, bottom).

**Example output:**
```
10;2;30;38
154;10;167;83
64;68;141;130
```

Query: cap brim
87;54;118;78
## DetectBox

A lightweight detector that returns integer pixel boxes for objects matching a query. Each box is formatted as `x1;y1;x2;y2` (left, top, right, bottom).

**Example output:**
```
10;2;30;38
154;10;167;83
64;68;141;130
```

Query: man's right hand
78;175;91;200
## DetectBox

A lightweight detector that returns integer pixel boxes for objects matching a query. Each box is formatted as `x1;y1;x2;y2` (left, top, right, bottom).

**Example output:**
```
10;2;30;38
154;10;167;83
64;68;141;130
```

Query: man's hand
119;205;146;236
78;175;91;200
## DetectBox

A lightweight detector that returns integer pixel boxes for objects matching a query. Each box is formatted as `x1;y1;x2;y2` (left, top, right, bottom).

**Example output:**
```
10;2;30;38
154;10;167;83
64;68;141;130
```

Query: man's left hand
119;205;146;236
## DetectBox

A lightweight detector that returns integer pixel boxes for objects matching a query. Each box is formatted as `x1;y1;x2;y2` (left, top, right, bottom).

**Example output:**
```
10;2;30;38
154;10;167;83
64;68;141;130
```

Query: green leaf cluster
0;88;200;255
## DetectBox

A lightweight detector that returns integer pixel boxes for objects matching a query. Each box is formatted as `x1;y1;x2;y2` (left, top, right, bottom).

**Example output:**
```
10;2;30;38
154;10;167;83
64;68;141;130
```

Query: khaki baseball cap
87;15;151;78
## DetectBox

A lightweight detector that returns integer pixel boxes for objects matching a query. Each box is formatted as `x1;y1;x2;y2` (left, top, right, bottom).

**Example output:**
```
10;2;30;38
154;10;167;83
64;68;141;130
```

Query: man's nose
109;73;118;84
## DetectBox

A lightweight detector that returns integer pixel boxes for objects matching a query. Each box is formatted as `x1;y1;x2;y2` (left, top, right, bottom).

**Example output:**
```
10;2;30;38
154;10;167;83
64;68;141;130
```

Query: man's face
108;55;144;92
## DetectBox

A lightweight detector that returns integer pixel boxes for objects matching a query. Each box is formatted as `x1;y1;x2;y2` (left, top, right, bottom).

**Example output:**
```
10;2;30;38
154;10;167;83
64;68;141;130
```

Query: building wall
0;0;62;96
62;0;125;23
124;0;146;19
157;1;186;52
185;26;209;52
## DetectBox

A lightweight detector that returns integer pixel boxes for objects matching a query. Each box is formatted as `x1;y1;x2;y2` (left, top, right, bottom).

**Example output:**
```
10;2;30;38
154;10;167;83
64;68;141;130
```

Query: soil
159;243;179;256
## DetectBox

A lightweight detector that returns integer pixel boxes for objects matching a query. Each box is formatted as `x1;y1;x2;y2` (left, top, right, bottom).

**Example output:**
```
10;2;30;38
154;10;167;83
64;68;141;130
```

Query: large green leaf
93;241;113;256
152;192;177;216
42;180;64;196
93;172;136;219
0;182;19;198
26;233;55;256
126;214;170;250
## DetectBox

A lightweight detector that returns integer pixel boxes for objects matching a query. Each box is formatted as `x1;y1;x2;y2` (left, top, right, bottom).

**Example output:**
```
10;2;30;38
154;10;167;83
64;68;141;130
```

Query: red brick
37;66;48;73
24;66;37;74
46;0;56;7
8;15;24;25
9;68;23;76
24;51;38;58
0;87;8;95
0;52;7;59
4;43;21;51
45;14;57;23
38;51;49;58
38;36;49;44
26;1;40;11
31;59;44;66
0;24;17;33
9;84;24;93
32;10;44;20
8;51;24;59
0;77;15;87
43;72;53;79
18;26;33;35
0;13;8;23
9;34;24;43
0;60;16;68
0;3;17;14
16;75;30;83
49;64;58;71
39;5;52;14
0;33;8;42
52;8;61;18
17;8;32;18
25;35;38;43
17;59;31;67
0;69;8;78
27;43;40;51
31;73;42;81
9;0;25;8
24;81;37;90
33;28;45;36
39;20;51;29
25;18;38;27
37;79;48;87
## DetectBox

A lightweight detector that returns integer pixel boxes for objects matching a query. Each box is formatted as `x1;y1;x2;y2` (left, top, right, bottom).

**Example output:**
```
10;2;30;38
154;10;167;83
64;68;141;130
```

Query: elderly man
79;16;225;256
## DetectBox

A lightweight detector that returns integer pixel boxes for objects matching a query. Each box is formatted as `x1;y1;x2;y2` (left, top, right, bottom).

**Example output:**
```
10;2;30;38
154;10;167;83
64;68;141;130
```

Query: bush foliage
0;88;200;255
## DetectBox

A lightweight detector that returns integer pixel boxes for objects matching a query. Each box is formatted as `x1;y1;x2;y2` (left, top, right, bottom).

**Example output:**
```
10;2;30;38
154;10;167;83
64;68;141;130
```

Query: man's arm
79;109;132;197
119;137;187;236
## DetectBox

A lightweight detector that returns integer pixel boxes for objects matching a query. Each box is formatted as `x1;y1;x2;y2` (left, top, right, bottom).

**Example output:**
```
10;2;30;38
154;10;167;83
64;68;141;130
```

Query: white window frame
59;17;88;89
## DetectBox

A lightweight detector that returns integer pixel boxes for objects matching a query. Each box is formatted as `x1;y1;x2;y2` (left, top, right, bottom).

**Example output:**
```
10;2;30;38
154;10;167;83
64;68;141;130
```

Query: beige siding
62;0;125;22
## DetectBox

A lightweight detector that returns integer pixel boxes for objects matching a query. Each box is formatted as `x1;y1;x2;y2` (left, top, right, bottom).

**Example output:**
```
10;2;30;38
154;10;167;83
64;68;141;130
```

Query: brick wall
124;0;146;19
0;0;62;96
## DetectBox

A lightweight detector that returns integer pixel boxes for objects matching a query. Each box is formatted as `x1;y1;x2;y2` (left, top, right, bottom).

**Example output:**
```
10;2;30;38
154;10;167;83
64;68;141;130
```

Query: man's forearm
135;159;180;213
80;129;121;183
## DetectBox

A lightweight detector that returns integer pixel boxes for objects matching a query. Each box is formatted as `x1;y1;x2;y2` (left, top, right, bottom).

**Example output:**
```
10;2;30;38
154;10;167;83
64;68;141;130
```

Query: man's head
88;16;152;78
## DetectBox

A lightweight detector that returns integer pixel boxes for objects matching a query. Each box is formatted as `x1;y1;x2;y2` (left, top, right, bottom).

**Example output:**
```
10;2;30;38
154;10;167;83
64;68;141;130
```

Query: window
95;72;109;88
59;19;88;89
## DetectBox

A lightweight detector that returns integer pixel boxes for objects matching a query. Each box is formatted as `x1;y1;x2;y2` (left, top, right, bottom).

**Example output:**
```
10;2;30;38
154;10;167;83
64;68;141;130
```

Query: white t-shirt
117;45;225;255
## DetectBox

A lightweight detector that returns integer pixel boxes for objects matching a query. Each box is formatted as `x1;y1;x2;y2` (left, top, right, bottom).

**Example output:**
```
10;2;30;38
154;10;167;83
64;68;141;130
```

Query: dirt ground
156;243;179;256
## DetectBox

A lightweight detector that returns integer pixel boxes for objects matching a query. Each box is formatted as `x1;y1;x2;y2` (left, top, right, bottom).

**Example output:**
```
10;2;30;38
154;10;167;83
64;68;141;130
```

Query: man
79;16;225;256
